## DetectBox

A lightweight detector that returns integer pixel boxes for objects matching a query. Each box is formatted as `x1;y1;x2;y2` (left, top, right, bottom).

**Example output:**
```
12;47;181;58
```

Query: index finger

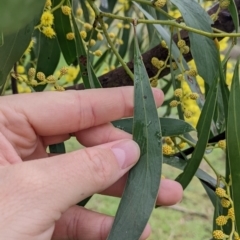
2;87;164;136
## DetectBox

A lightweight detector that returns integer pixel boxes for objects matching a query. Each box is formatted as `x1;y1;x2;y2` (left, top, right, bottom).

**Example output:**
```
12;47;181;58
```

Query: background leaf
99;0;118;12
176;77;218;189
112;118;195;136
107;27;162;240
0;22;35;90
52;0;77;65
0;0;45;34
227;59;240;233
170;0;219;86
229;0;239;33
34;31;61;91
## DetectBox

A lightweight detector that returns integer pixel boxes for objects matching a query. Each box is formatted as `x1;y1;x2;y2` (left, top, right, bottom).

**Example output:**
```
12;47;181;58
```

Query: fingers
52;206;151;240
6;139;140;215
101;176;183;206
1;87;163;137
42;123;131;147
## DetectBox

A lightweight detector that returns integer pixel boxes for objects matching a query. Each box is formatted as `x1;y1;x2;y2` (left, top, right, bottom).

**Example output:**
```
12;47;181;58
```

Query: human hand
0;87;183;240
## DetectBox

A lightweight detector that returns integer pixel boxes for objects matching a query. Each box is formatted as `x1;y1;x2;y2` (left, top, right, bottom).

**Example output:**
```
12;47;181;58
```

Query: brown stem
66;1;240;90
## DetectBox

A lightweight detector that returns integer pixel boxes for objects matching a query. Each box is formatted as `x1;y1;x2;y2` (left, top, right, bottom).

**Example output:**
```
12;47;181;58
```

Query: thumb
10;139;140;213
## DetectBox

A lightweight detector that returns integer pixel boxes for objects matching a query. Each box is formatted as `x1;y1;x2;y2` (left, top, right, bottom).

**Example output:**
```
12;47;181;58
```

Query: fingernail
111;140;140;169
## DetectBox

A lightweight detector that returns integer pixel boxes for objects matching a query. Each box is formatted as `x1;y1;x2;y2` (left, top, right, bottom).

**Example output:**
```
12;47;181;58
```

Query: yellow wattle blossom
218;140;226;150
151;57;164;69
94;50;102;57
154;0;167;8
76;7;83;16
84;23;93;31
66;32;75;40
37;72;46;81
17;83;32;93
88;39;96;47
228;207;235;221
80;30;87;39
40;11;54;26
212;230;225;239
162;144;173;155
65;67;79;83
42;26;56;38
61;5;71;15
45;0;52;9
221;198;230;208
216;215;228;226
17;65;25;74
215;187;227;198
97;32;104;41
108;32;116;38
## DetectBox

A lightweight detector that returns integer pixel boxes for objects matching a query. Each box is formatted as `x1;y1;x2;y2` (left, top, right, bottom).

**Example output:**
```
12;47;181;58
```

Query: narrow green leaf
0;0;45;34
219;56;230;121
176;77;218;189
71;14;101;89
118;24;131;59
107;27;162;240
163;156;218;189
78;0;90;22
227;59;240;233
0;32;3;46
52;0;76;65
112;118;195;136
99;0;118;12
0;22;35;88
34;31;61;92
170;0;219;86
229;0;239;32
49;142;66;154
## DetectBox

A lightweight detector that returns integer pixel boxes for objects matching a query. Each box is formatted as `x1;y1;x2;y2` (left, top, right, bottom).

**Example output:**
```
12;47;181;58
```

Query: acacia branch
67;1;240;90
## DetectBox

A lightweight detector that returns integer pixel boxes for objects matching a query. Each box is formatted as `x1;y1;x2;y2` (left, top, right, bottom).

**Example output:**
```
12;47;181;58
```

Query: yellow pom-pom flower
186;69;197;77
212;230;225;239
170;100;179;107
221;198;230;208
228;207;235;221
189;93;199;100
94;50;102;57
84;23;92;31
154;0;167;8
215;187;227;198
80;30;87;39
40;11;54;26
177;39;186;48
37;72;46;81
42;26;55;38
218;140;226;150
216;215;228;226
97;32;104;41
174;88;183;98
162;144;173;155
66;32;75;40
61;5;71;15
28;68;36;78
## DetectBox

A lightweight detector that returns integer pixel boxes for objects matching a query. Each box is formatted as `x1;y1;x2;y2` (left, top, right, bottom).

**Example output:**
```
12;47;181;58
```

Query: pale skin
0;87;183;240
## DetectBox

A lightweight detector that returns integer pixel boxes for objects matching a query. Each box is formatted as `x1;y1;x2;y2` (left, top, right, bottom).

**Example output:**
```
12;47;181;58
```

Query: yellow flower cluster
154;0;167;8
61;5;71;15
151;57;165;70
162;144;173;155
38;0;56;38
219;0;230;9
218;140;226;150
212;230;225;239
